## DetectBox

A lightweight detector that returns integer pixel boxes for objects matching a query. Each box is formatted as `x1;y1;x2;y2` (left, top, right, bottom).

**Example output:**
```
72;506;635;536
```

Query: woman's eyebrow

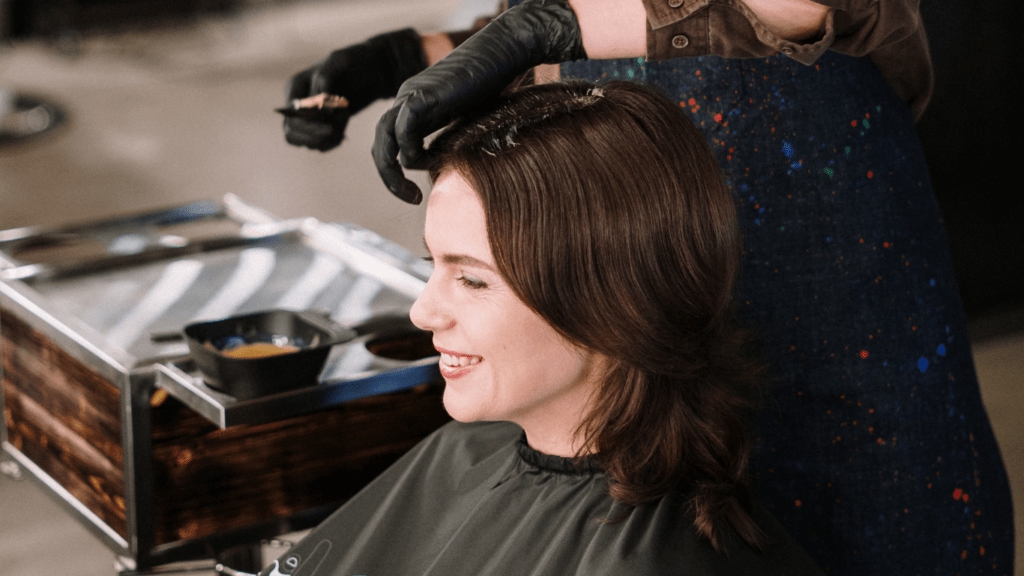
442;253;496;271
422;238;496;271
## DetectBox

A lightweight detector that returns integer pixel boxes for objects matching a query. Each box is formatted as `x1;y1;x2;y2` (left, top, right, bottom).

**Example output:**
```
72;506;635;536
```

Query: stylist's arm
371;0;641;204
371;0;829;203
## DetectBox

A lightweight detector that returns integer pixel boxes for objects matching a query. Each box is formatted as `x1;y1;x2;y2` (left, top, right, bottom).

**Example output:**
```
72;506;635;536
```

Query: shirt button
668;0;684;7
672;34;689;49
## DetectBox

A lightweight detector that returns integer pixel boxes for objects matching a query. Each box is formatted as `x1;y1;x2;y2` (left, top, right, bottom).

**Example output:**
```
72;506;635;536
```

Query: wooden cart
0;196;449;571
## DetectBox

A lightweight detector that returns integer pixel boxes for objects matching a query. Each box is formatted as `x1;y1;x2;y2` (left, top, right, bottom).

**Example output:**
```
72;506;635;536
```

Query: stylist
283;0;924;202
281;1;1016;574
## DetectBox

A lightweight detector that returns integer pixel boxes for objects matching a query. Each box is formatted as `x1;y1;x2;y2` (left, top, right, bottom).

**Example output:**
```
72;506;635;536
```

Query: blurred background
0;0;1020;574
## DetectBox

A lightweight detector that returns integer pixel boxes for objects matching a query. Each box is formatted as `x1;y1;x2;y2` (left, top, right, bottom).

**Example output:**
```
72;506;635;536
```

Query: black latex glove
283;28;428;151
372;0;586;204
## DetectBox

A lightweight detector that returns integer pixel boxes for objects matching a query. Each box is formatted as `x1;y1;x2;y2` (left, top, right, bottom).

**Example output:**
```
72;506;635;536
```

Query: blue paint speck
937;344;946;357
791;161;803;169
782;141;795;158
929;279;936;286
918;357;929;372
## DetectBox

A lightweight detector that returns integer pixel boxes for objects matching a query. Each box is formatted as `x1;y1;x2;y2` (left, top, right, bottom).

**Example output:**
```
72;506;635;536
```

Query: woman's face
410;171;603;454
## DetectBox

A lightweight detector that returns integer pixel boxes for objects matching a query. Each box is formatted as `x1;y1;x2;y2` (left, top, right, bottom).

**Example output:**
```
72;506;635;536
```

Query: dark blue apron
558;45;1014;575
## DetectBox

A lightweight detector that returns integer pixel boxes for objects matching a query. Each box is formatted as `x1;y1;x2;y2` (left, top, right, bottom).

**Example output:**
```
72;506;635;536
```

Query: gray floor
0;1;1020;574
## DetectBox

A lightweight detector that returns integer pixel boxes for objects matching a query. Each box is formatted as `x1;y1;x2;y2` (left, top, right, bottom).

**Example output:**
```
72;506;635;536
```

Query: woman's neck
515;388;595;457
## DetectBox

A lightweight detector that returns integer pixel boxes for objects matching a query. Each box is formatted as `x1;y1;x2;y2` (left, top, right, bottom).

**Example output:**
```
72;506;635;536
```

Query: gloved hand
283;28;428;151
372;0;586;204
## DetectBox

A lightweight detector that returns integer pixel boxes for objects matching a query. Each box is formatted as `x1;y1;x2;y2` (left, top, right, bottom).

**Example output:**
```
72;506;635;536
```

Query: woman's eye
458;275;487;290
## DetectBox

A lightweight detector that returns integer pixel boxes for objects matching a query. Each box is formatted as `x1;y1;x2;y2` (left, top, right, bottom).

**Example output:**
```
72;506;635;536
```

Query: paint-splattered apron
561;52;1014;573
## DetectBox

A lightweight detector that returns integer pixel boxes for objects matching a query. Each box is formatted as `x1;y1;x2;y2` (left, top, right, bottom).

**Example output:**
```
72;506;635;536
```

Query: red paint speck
860;350;869;359
883;242;890;248
962;493;970;503
714;113;723;122
794;499;802;507
851;120;858;127
688;98;696;106
980;546;985;556
953;488;963;500
867;171;874;178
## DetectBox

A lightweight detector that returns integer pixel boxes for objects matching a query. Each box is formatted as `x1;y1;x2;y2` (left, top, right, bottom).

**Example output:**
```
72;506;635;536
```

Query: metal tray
0;194;438;428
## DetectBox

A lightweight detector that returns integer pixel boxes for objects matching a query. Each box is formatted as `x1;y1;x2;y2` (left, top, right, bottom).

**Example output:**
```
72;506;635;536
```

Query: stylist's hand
372;0;586;204
284;28;428;151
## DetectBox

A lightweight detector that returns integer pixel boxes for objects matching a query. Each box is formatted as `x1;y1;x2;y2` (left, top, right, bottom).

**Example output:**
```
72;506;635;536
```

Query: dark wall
2;0;239;38
916;2;1024;320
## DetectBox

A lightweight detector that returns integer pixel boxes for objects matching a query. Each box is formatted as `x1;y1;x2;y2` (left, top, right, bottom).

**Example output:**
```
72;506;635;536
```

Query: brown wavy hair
428;80;766;552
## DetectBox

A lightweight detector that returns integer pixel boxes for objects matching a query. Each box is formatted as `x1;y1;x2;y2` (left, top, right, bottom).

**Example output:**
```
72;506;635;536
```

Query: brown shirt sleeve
640;0;932;119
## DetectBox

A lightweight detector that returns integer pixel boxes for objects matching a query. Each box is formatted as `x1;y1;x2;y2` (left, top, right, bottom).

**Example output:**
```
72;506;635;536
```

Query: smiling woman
425;79;766;544
413;170;606;458
256;80;824;576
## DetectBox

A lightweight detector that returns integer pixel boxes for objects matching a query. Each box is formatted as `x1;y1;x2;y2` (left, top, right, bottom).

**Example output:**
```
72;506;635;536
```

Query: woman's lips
439;352;481;367
435;347;482;379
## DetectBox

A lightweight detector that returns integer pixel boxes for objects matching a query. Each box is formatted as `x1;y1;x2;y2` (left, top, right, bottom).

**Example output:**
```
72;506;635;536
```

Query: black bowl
184;309;356;400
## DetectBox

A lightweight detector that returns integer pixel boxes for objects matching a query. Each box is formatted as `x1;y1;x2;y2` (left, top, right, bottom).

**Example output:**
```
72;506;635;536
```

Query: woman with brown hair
258;79;821;575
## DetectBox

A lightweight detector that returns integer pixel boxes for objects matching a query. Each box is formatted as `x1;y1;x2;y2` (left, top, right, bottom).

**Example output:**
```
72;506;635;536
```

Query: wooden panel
150;382;450;545
2;311;127;537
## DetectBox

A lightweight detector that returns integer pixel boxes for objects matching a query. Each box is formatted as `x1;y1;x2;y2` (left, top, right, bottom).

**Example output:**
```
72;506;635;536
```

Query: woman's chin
442;389;492;423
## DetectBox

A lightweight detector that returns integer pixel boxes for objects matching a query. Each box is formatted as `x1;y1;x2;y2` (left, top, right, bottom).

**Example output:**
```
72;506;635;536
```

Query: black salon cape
258;421;823;576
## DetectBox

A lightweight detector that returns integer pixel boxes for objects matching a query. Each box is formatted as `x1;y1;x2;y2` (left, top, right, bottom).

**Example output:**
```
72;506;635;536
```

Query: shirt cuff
641;0;835;65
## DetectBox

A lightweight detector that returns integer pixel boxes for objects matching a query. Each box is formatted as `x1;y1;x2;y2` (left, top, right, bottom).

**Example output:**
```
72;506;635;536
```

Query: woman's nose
410;275;452;332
